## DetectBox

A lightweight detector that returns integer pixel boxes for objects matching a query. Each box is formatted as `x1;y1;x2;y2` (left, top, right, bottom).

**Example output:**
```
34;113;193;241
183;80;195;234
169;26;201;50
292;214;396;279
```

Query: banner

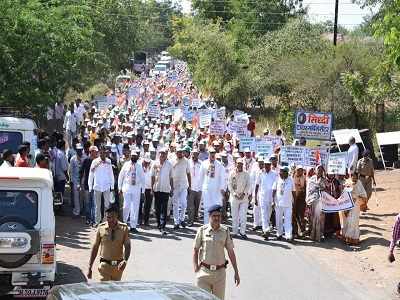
209;120;226;136
255;141;273;157
281;146;329;167
321;191;354;213
239;137;256;152
294;111;333;141
327;152;347;175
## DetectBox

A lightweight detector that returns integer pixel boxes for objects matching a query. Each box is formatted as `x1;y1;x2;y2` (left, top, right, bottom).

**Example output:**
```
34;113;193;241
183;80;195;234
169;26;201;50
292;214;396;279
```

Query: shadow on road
55;261;87;285
56;216;92;250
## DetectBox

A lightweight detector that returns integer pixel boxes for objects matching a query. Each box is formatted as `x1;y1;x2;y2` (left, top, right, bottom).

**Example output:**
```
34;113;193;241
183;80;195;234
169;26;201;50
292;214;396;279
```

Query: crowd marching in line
1;62;377;246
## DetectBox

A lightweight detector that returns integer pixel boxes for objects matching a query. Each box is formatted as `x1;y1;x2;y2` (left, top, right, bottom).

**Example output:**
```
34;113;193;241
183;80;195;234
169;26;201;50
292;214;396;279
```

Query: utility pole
333;0;339;46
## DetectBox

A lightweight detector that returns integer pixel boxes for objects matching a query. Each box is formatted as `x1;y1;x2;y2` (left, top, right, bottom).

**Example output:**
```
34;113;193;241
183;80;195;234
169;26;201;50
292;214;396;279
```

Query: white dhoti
123;187;141;228
173;188;188;225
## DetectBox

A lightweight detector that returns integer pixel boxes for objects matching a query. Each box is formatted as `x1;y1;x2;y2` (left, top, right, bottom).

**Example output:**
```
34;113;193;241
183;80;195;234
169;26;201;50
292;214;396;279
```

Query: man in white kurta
255;159;278;239
118;150;145;232
250;158;263;230
272;166;296;241
199;147;225;224
229;158;251;238
347;137;359;175
171;147;191;229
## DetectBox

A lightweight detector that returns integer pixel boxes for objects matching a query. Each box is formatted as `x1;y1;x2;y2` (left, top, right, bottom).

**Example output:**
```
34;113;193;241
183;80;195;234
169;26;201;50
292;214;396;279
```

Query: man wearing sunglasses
87;205;131;281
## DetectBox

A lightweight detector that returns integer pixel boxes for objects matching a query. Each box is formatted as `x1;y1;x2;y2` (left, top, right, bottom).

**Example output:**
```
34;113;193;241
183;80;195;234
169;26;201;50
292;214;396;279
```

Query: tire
0;216;36;269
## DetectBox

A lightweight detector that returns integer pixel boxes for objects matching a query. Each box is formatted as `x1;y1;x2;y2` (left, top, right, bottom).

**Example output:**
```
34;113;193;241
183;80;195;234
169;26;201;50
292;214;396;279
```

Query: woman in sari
341;172;367;245
324;174;342;237
306;165;327;242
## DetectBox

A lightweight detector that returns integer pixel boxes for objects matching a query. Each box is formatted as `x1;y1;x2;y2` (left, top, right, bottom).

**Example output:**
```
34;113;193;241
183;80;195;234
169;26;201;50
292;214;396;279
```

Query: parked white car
0;167;56;298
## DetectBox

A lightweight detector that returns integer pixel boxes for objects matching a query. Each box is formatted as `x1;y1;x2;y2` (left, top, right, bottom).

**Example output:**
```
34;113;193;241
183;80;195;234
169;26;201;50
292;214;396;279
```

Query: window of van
0;131;23;154
0;190;38;226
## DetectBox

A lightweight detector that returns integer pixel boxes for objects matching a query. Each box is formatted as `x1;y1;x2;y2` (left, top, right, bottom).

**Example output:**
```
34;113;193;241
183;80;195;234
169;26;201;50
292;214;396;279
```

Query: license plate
14;287;49;298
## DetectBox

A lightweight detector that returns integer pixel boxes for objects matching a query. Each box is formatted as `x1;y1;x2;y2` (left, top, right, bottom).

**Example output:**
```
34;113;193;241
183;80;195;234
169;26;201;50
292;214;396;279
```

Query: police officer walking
87;206;131;281
193;205;240;300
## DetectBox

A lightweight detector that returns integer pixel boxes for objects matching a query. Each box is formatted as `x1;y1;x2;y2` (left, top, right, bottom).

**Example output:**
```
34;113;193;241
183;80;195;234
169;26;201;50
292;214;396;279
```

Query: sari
324;176;342;236
306;175;326;242
341;179;367;245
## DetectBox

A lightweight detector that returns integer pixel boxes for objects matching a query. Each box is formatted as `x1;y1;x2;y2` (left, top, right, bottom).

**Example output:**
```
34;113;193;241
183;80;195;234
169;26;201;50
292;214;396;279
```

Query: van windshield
0;190;38;226
0;131;23;154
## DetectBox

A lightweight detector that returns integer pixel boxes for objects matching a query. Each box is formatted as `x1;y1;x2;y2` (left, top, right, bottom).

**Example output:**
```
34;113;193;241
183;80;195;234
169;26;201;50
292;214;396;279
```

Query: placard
209;120;226;136
199;110;212;128
239;137;256;152
215;107;226;121
233;110;248;121
255;141;273;157
327;152;347;175
148;105;160;118
321;191;354;213
332;129;363;145
280;146;304;165
228;120;248;138
192;98;200;108
264;135;282;150
294;110;333;141
281;146;329;167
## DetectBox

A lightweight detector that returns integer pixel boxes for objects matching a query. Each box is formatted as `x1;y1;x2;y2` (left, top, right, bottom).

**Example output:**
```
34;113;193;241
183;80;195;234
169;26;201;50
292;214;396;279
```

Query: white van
0;116;38;156
0;167;56;298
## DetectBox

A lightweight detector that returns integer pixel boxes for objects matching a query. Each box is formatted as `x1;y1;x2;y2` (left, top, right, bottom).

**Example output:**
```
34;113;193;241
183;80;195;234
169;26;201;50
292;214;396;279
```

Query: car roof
0;167;53;188
0;117;37;131
49;281;219;300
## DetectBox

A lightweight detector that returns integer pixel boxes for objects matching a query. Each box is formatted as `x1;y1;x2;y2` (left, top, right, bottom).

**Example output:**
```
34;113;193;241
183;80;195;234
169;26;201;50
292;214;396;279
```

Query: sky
178;0;379;29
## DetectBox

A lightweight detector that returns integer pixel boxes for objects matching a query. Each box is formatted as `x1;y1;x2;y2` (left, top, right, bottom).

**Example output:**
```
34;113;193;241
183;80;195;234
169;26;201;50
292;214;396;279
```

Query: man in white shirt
63;104;78;148
187;148;202;226
347;136;359;175
255;159;278;239
54;101;64;131
272;166;296;241
199;147;225;224
118;149;145;233
88;146;115;225
250;157;264;231
151;148;173;235
74;98;86;125
171;146;191;229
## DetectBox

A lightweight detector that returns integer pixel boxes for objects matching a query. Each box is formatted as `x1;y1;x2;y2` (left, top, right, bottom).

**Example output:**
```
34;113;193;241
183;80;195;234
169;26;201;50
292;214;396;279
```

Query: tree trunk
375;102;385;132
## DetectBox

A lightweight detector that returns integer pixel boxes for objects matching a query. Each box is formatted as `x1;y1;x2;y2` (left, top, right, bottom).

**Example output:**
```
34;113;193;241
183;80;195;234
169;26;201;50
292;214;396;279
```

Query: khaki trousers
196;267;226;300
98;262;123;281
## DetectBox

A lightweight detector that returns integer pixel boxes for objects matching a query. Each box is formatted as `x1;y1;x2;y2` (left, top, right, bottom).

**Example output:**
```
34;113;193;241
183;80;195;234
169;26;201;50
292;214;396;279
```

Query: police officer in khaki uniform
87;206;131;281
193;204;240;300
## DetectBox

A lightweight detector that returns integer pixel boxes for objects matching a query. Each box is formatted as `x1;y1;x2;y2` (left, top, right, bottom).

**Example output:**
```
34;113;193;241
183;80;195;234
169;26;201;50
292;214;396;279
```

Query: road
54;213;391;300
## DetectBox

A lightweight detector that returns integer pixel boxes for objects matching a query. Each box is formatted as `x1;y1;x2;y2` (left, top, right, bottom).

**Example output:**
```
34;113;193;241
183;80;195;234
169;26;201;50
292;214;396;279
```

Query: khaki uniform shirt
356;157;374;177
194;224;234;266
94;221;129;261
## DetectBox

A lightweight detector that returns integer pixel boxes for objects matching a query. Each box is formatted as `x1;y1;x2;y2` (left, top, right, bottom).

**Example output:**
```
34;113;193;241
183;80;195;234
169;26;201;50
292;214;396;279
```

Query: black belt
201;260;228;271
100;258;123;266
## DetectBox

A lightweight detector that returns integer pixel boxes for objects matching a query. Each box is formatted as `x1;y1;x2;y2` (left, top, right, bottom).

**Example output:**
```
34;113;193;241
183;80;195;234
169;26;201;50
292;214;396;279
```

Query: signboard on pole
239;137;256;152
327;152;347;175
209;120;226;136
294;111;333;140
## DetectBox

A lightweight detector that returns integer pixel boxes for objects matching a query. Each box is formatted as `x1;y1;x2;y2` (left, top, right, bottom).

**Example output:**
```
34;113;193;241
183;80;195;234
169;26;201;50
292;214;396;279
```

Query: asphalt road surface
53;214;391;300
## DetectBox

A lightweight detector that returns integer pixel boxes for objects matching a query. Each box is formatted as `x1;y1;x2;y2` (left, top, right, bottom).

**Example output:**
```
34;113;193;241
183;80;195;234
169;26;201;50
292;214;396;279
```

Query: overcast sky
179;0;379;29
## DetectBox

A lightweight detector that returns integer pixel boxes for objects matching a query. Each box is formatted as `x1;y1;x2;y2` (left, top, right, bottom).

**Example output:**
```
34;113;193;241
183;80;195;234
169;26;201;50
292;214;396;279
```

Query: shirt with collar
151;159;173;193
118;161;145;194
189;159;202;192
256;170;278;200
273;176;295;207
88;157;115;192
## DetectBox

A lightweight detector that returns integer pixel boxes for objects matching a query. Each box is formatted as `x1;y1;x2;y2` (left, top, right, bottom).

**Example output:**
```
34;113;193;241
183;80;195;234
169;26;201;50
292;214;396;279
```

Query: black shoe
174;224;180;230
187;222;194;227
252;226;261;231
180;221;186;228
240;233;248;240
264;235;269;241
130;228;139;233
162;230;168;236
276;236;283;241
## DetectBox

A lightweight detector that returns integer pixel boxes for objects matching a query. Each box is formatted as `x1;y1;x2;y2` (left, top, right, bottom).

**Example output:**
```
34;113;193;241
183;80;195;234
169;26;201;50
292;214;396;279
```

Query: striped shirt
390;214;400;253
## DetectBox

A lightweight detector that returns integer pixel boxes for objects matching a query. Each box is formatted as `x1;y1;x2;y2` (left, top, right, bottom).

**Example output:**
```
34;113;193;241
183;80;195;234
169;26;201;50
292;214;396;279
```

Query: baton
374;184;379;207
